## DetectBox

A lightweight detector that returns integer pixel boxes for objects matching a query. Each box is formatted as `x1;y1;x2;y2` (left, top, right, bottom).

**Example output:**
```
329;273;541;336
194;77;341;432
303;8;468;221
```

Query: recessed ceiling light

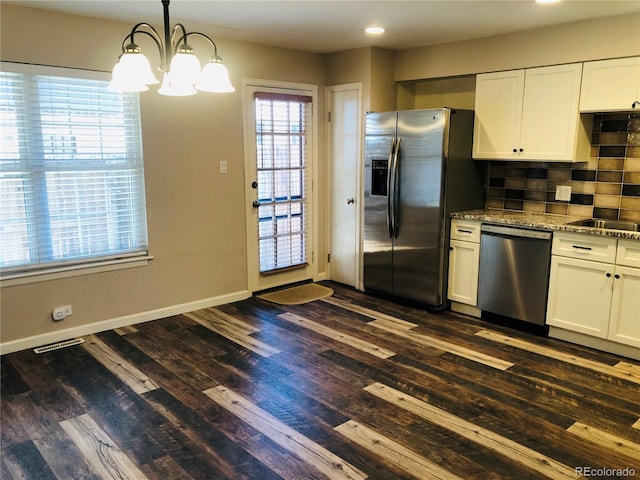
365;26;385;35
535;0;561;3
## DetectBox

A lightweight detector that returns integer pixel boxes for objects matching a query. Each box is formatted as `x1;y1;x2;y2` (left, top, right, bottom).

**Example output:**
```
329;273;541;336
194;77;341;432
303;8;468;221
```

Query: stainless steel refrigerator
363;108;485;308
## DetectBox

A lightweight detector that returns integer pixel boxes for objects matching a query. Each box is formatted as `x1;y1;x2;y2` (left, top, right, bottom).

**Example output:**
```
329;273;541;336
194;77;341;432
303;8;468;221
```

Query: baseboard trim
450;302;482;318
549;326;640;361
0;290;252;355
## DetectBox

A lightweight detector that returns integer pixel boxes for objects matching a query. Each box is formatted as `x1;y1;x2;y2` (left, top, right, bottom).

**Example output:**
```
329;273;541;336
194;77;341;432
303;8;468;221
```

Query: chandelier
108;0;234;96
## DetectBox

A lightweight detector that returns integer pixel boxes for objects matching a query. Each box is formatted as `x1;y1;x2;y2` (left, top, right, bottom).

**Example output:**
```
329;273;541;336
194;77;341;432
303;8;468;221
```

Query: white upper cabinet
520;64;586;161
473;63;590;162
580;57;640;112
473;69;524;160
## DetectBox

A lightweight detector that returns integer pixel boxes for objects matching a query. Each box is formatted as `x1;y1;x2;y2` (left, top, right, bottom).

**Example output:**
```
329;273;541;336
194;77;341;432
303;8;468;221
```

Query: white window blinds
0;65;148;274
254;92;312;273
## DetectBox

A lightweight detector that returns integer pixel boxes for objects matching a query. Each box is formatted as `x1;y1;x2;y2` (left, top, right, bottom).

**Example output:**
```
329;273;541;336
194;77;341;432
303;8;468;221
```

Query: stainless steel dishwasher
478;224;552;325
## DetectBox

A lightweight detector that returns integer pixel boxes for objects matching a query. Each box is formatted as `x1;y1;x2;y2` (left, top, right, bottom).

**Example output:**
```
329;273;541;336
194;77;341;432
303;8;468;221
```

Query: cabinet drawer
552;232;617;263
616;239;640;268
450;219;481;243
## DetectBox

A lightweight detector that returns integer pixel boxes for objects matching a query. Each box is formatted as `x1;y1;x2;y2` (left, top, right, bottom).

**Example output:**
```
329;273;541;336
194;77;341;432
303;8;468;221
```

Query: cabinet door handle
572;245;592;251
632;100;640;109
614;274;620;279
458;229;473;234
606;272;612;278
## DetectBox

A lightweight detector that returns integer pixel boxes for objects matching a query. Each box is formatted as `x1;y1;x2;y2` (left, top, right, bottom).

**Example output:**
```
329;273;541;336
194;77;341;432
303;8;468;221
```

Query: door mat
256;283;334;305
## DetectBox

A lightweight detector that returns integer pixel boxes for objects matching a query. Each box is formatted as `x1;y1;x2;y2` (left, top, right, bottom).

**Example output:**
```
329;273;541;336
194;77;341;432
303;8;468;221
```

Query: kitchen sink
566;218;640;232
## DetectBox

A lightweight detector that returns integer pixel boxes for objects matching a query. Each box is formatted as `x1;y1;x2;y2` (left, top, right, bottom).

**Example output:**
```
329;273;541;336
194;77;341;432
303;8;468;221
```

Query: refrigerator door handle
386;137;397;238
391;137;401;238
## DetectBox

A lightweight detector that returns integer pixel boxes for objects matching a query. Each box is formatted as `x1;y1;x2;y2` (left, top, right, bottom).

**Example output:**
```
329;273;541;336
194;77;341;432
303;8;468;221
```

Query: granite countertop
451;209;640;241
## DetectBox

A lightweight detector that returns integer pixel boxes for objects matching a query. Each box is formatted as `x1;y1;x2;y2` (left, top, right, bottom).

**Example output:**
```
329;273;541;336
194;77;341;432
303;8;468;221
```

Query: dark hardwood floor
2;281;639;479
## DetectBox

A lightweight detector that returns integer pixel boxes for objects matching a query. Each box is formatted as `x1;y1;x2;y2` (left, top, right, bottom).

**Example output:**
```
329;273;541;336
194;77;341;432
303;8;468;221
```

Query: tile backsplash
485;112;640;222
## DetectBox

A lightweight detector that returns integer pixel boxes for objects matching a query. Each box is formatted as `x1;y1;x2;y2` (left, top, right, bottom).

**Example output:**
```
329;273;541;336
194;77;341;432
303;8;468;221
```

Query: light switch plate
219;160;228;174
555;185;571;201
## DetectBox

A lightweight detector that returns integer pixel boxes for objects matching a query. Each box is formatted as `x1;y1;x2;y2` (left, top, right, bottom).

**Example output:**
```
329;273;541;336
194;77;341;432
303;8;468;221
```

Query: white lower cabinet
608;265;640;347
547;255;614;338
448;239;480;306
448;220;480;310
547;233;640;349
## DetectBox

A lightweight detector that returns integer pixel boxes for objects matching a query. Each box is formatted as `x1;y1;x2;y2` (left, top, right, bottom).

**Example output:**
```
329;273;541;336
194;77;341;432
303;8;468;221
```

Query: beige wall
399;76;477;110
369;48;396;112
397;13;640;81
325;48;371;87
0;5;327;346
2;4;638;349
325;47;397;113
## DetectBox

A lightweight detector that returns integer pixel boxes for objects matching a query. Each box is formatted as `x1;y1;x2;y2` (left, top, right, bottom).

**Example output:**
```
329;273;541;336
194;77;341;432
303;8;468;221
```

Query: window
254;92;311;273
0;64;148;277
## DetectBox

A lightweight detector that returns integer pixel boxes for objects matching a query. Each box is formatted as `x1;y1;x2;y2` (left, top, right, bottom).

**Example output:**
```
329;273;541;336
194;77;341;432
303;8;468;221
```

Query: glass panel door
254;94;311;273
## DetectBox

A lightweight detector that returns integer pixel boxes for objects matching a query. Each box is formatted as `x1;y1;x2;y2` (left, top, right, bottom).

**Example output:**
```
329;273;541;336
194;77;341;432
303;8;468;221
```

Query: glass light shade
168;48;201;86
107;62;149;92
196;57;235;93
157;73;197;96
116;51;159;87
365;26;385;34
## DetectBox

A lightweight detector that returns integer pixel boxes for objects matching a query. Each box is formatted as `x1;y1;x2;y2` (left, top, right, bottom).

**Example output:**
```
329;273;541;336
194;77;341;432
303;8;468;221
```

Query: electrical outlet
555;185;572;202
52;305;73;322
219;160;228;174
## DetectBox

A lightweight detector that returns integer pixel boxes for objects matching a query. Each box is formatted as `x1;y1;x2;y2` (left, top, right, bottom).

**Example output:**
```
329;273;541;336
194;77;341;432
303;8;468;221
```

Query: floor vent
33;338;84;354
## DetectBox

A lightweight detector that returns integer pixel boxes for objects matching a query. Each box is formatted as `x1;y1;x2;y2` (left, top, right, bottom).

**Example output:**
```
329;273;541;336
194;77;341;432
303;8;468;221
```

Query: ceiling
6;0;640;54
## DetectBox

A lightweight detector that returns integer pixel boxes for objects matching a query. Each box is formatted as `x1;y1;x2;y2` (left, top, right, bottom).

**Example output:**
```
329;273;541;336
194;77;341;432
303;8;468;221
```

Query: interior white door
328;85;361;287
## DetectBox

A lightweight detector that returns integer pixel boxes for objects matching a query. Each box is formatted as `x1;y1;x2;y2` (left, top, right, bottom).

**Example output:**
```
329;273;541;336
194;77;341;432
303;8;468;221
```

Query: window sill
0;255;154;287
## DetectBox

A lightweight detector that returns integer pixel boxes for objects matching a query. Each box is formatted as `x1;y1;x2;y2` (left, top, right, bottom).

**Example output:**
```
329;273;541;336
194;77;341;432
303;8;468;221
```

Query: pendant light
108;0;234;96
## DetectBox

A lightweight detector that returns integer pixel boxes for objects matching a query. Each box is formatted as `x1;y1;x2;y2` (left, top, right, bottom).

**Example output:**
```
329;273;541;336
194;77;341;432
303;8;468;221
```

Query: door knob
347;198;355;204
251;181;258;189
252;200;260;208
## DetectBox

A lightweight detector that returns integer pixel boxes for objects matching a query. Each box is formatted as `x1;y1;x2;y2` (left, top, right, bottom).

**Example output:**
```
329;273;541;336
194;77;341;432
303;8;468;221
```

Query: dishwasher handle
481;224;552;240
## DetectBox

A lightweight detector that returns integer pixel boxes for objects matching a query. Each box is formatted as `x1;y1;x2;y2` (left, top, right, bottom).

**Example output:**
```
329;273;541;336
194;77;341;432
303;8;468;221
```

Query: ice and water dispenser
371;159;388;196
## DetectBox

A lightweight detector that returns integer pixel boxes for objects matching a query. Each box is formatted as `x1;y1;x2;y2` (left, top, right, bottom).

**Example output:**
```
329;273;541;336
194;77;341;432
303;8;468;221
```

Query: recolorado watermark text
575;466;636;478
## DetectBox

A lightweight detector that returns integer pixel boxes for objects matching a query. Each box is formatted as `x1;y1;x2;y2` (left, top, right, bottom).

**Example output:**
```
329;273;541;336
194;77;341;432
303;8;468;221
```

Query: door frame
242;78;320;294
326;83;363;289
